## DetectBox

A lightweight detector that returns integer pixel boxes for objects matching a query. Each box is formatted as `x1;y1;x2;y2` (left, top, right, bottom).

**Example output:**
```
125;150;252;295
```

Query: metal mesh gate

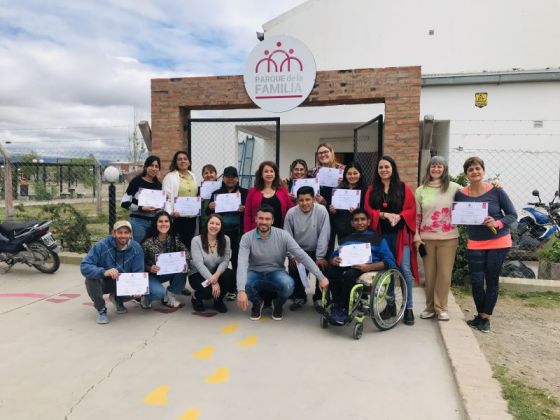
353;115;383;185
187;118;280;188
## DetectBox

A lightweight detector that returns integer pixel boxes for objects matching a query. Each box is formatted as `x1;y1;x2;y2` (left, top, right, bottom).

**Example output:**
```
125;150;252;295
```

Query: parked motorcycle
0;220;60;274
516;190;560;250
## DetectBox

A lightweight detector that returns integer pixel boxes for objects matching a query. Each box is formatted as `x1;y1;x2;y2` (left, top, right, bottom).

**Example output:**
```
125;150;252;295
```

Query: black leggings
188;269;235;301
174;217;197;251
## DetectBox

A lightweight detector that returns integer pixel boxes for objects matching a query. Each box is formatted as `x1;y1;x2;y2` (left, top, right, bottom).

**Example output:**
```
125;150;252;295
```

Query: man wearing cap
81;220;145;324
208;166;248;300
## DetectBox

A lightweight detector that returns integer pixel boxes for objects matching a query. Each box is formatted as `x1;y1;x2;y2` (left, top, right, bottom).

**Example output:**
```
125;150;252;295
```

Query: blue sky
0;0;306;160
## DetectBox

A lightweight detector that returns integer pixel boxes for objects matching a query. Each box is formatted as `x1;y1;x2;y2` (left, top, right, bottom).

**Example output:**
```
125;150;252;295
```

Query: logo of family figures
244;36;316;113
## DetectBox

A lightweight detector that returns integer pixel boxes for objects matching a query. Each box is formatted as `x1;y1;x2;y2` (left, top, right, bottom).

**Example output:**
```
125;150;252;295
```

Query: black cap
223;166;238;177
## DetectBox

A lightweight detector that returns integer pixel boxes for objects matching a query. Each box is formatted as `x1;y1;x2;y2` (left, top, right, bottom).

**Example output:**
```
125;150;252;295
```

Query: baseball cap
113;220;132;232
223;166;239;177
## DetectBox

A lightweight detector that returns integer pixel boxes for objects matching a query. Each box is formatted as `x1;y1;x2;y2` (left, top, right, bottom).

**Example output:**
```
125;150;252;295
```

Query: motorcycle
516;190;560;250
0;220;61;274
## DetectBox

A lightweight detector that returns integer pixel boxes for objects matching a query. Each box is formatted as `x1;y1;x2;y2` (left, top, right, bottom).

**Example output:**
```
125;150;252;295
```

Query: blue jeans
148;273;187;300
384;232;414;308
129;217;152;243
468;248;509;315
246;270;294;307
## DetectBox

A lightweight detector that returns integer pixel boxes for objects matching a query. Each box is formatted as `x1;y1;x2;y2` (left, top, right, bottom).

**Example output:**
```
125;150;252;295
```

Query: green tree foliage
41;203;92;253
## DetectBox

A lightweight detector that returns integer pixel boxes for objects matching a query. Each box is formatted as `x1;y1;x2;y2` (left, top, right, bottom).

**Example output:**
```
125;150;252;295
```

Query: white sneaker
163;291;182;308
420;310;435;319
437;311;450;321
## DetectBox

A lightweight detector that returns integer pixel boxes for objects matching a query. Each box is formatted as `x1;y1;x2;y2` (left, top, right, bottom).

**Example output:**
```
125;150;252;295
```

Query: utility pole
0;142;14;220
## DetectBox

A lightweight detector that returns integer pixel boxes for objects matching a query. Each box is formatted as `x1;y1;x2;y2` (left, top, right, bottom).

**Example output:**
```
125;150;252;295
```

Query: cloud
0;0;306;160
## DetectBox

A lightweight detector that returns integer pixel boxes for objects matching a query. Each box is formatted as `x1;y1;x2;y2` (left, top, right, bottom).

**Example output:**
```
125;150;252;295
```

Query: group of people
81;144;517;334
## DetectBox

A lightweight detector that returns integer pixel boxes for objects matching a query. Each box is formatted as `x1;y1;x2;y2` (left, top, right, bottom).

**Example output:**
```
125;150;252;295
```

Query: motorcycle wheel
0;260;14;274
29;242;60;274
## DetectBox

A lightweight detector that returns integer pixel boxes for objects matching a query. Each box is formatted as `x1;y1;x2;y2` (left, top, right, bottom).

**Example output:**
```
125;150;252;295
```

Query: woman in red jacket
364;155;419;325
244;161;292;233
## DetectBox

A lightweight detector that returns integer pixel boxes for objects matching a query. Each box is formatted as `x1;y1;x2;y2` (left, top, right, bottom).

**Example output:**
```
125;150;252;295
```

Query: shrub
538;239;560;264
41;203;92;253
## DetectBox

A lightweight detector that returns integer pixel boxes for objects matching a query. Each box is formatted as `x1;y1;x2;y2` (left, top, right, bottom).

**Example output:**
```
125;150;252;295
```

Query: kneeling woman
189;214;235;313
142;211;188;309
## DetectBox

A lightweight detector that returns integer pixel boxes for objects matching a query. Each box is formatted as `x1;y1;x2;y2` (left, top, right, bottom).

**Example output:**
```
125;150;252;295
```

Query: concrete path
0;264;465;420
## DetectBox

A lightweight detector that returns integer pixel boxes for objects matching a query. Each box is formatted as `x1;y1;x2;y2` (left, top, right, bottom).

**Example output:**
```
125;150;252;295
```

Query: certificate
215;192;241;213
332;189;361;210
451;202;488;225
339;243;372;267
296;262;310;289
156;251;188;276
174;196;201;216
116;272;149;296
317;167;343;188
137;188;166;209
200;181;221;199
291;178;320;195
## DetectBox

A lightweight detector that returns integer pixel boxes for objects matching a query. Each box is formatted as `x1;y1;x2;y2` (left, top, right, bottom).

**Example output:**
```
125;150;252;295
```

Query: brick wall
151;66;421;185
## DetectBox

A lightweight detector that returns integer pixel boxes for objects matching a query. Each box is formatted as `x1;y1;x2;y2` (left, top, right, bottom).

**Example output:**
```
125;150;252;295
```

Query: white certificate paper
339;243;372;267
215;192;241;213
174;196;201;216
291;178;320;196
156;251;188;276
332;189;361;210
296;262;310;288
117;272;149;296
137;189;166;209
200;181;222;199
317;167;343;188
451;202;488;225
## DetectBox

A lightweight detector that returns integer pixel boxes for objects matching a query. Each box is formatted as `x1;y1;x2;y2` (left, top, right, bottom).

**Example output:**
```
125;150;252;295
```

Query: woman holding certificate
329;162;367;245
162;151;198;251
121;155;163;242
364;156;418;325
243;161;292;232
454;157;517;333
309;143;345;207
189;214;234;313
141;211;189;309
283;159;309;202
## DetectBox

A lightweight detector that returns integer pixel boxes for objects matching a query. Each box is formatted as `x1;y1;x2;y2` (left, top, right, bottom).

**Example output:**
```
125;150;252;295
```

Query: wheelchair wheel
352;322;363;340
370;269;407;331
320;315;329;329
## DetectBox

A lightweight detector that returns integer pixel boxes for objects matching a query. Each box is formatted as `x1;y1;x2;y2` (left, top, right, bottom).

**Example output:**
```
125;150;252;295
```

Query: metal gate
353;114;383;185
186;118;280;188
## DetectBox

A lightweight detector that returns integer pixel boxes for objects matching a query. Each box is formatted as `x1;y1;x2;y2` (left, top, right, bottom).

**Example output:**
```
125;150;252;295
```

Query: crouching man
80;220;145;324
236;205;329;321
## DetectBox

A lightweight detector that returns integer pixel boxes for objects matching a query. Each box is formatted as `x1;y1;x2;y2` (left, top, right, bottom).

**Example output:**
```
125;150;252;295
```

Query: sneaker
272;302;283;321
420;310;435;319
467;315;482;328
403;308;415;325
181;288;192;296
289;298;306;311
163;292;182;308
477;318;491;333
437;311;450;321
250;302;264;321
225;292;237;302
213;299;228;313
96;309;109;324
329;304;346;325
140;295;152;310
380;303;397;320
109;294;127;314
191;297;205;312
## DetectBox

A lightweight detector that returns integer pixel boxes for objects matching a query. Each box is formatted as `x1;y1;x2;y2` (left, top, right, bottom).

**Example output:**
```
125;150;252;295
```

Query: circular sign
243;35;317;113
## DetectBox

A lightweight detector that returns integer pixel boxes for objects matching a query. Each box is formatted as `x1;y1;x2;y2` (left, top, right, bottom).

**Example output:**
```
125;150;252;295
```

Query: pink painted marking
59;293;80;299
154;307;181;314
0;293;50;299
46;298;70;303
191;311;218;318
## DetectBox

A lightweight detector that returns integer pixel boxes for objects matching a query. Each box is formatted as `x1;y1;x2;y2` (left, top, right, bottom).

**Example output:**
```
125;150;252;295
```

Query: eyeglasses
317;151;330;155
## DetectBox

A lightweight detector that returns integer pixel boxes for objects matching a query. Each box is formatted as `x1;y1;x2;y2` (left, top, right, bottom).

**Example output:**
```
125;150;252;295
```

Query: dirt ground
454;292;560;402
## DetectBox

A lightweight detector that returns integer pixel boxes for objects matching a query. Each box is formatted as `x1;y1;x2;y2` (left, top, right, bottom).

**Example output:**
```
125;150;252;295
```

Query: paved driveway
0;264;464;420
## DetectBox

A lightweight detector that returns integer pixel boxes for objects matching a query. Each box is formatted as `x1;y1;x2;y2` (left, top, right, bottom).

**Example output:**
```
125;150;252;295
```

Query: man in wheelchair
327;208;396;325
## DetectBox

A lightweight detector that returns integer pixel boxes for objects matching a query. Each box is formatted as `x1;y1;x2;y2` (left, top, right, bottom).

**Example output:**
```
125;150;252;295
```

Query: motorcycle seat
0;221;42;236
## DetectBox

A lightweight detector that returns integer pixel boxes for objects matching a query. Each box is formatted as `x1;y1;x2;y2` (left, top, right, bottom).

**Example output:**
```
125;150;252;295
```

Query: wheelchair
319;268;408;339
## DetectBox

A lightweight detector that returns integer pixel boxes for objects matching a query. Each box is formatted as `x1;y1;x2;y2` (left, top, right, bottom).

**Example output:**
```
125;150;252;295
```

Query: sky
0;0;306;160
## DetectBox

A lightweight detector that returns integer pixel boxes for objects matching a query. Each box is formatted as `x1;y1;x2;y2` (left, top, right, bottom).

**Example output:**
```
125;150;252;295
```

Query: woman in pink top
244;161;292;233
414;156;462;321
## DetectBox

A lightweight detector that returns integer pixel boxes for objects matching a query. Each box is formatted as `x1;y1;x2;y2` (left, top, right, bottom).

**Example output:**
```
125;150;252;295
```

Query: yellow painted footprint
238;335;257;347
143;385;170;406
220;323;239;334
205;367;229;384
179;408;200;420
193;345;214;360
